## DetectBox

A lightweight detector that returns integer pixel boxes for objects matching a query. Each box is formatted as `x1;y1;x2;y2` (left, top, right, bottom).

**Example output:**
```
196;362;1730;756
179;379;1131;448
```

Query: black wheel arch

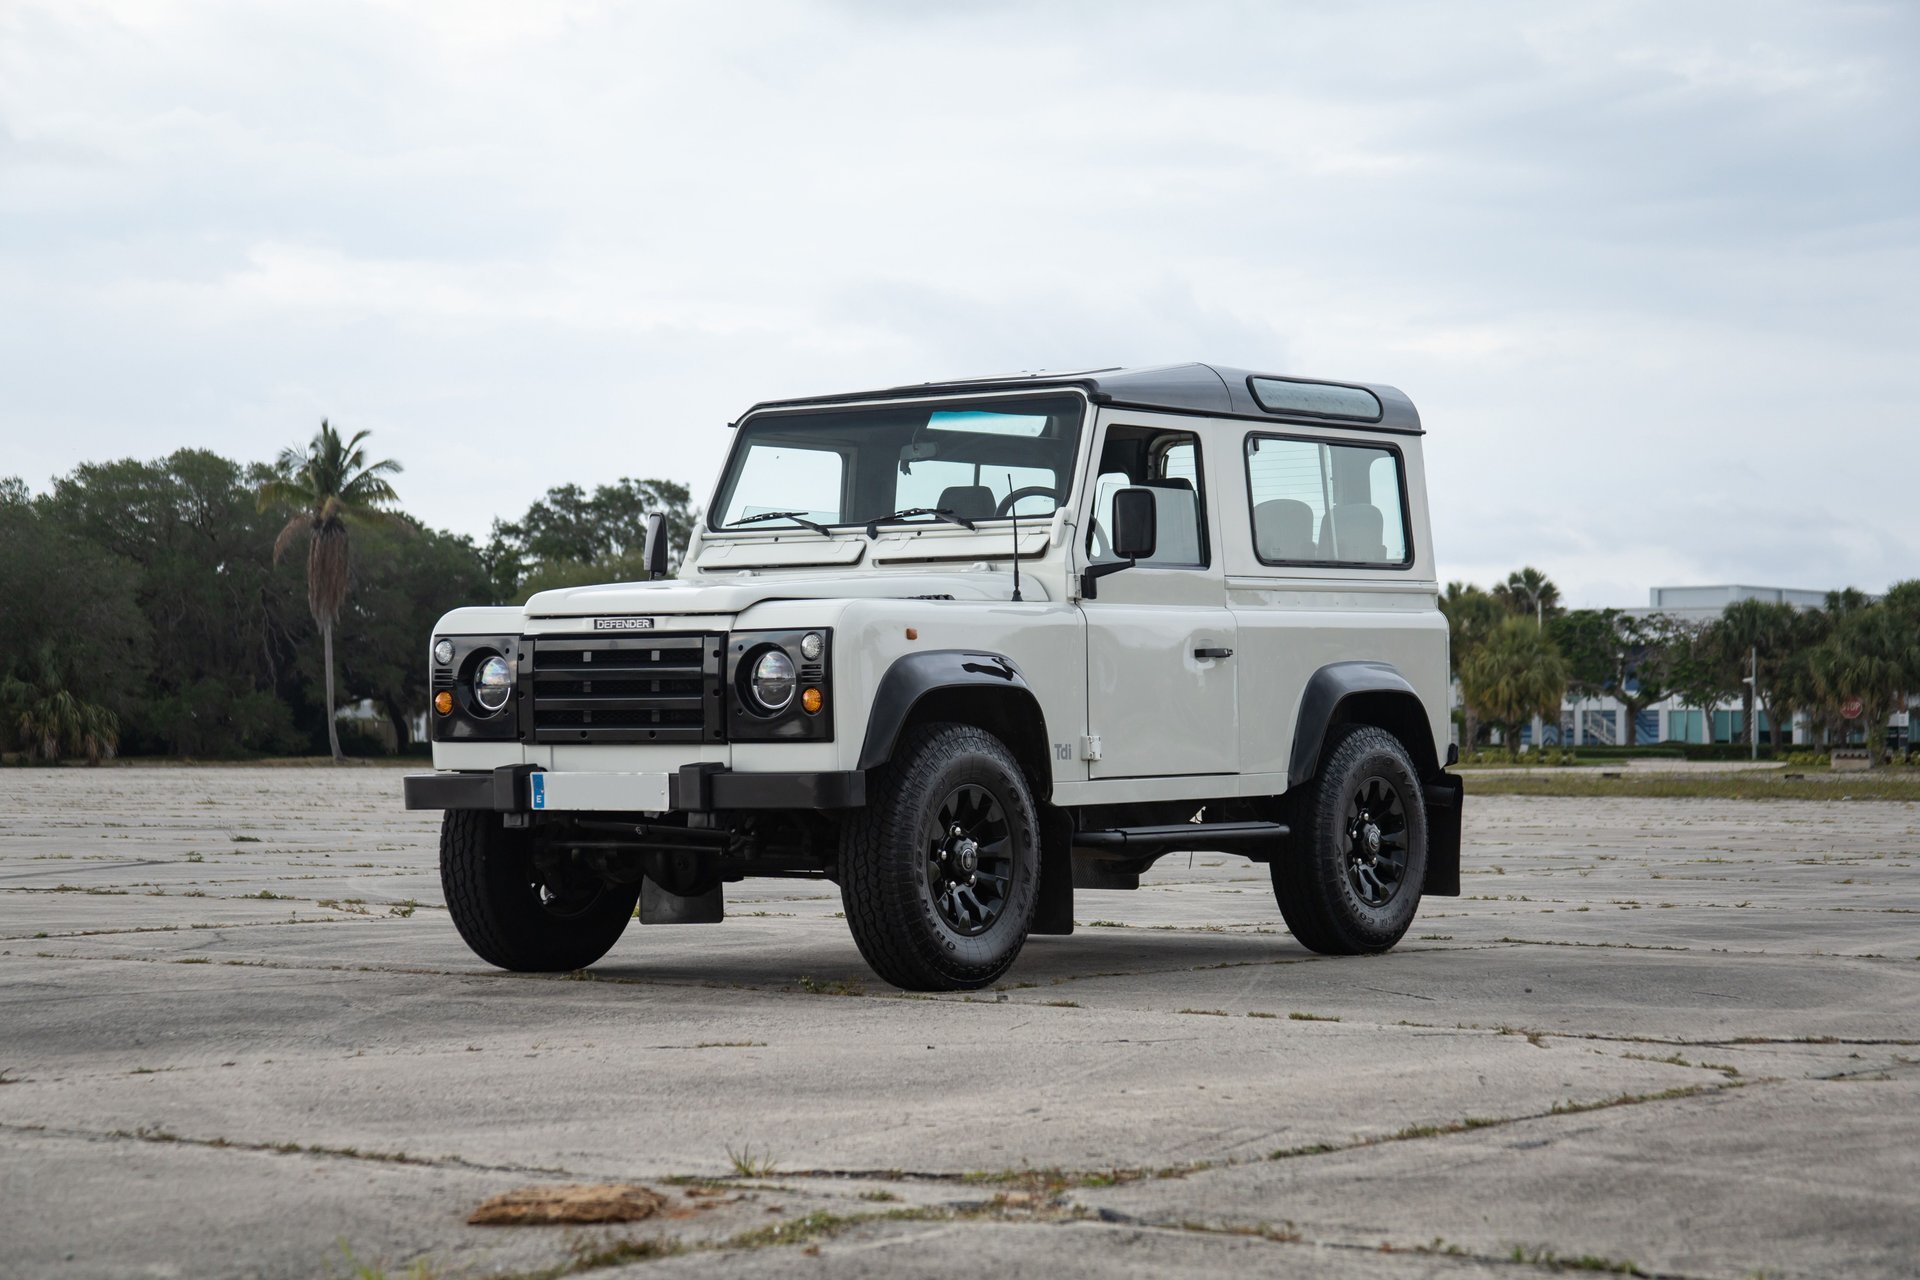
856;650;1053;798
1287;661;1461;897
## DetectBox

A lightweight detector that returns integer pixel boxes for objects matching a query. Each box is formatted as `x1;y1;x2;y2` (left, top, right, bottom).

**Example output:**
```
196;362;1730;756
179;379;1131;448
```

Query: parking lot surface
1;767;1915;1279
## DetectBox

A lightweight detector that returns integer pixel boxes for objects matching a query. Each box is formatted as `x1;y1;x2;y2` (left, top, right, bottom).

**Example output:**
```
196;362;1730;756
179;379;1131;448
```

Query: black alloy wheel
925;783;1015;936
840;722;1040;991
1343;775;1410;908
1272;724;1428;955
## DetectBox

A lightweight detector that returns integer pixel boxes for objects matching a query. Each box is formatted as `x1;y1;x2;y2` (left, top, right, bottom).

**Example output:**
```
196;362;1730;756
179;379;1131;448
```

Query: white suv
407;364;1461;991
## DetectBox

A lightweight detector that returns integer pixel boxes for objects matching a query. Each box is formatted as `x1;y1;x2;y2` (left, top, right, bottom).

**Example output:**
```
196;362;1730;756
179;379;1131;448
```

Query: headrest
1321;503;1386;562
936;485;996;520
1254;498;1317;561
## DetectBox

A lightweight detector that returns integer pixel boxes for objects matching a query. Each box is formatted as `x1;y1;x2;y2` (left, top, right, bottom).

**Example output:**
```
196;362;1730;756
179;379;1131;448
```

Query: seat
935;485;996;521
1253;498;1318;561
1320;503;1387;562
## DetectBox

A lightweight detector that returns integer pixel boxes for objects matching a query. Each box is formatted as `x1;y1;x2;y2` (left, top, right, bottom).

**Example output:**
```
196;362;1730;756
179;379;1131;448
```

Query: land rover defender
405;363;1462;991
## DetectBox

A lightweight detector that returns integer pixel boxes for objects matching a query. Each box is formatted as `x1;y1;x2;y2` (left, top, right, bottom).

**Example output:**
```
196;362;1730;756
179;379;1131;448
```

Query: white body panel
426;391;1447;811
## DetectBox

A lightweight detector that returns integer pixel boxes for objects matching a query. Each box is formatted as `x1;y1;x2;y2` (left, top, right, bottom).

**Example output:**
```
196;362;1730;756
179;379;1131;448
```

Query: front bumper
402;764;866;813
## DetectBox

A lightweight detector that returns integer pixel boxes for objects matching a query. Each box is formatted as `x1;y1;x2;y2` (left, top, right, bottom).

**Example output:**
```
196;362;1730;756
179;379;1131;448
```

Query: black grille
528;633;725;744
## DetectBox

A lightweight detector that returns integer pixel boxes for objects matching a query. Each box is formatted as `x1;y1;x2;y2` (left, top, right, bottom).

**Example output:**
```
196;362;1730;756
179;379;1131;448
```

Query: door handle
1194;647;1234;660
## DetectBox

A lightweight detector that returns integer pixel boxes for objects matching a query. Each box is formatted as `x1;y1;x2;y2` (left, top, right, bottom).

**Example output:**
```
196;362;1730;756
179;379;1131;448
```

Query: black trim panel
856;649;1036;771
403;765;537;811
1287;661;1425;787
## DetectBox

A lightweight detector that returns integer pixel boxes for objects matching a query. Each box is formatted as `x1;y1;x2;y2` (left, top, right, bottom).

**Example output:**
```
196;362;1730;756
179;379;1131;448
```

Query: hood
523;570;1038;618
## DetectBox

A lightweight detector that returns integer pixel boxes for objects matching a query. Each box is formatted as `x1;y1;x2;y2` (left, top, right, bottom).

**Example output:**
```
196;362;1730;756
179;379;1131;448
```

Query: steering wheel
995;486;1058;517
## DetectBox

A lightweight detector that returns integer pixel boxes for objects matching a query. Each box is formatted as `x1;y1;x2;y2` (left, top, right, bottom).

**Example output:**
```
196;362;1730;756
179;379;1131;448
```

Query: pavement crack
0;1120;581;1178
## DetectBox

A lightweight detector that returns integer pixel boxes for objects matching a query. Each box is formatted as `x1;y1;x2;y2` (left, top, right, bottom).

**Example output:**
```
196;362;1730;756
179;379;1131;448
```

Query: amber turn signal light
801;687;824;715
434;691;454;716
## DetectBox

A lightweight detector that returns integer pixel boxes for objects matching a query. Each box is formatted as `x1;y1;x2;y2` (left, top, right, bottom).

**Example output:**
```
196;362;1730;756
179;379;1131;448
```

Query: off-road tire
440;809;640;972
1273;724;1428;955
840;722;1041;991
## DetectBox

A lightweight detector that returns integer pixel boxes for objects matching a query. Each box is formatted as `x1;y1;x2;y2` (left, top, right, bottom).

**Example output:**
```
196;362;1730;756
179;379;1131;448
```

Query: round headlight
799;632;824;662
748;649;797;713
473;654;512;712
433;639;455;665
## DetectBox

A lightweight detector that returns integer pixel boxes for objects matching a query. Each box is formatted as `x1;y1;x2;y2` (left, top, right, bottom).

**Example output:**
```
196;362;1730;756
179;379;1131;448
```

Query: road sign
1841;697;1864;720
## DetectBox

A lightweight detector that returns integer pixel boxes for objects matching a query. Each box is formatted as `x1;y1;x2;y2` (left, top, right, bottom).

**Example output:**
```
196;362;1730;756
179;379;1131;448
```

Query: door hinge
1080;735;1103;762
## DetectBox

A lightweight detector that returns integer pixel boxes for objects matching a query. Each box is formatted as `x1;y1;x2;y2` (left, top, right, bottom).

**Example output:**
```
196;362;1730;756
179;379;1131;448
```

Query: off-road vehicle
405;363;1462;991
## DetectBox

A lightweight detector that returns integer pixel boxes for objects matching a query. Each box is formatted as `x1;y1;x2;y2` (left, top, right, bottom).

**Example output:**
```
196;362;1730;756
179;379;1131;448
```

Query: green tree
256;422;403;763
1719;599;1800;747
1459;615;1569;750
1668;621;1740;745
1551;609;1678;747
328;517;492;749
487;477;696;599
1493;566;1562;628
1440;582;1505;749
1811;604;1914;758
46;451;308;756
2;646;120;764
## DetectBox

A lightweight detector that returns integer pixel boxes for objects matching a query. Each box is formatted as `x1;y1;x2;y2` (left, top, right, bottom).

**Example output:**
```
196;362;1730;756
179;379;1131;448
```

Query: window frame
1241;430;1414;571
1085;423;1213;571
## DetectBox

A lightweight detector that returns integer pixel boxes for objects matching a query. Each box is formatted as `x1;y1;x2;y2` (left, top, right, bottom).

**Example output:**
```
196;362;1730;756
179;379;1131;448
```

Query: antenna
1006;473;1023;603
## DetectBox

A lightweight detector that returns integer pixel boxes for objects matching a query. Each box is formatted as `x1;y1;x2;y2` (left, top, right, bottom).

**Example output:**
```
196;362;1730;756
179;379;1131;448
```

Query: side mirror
1111;487;1158;561
642;512;670;580
1081;487;1158;600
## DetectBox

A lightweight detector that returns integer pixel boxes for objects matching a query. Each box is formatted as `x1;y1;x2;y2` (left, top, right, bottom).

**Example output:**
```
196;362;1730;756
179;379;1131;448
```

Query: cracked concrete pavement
0;766;1915;1279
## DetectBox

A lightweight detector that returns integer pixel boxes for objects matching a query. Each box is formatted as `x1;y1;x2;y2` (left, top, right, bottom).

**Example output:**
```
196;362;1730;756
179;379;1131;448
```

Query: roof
738;362;1423;435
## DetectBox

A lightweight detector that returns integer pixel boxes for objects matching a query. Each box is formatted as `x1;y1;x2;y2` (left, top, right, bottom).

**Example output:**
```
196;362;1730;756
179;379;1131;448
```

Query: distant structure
1504;585;1907;751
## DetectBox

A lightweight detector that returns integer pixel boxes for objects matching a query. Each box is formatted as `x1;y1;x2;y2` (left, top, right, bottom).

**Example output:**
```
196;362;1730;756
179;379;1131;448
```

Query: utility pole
1749;646;1759;760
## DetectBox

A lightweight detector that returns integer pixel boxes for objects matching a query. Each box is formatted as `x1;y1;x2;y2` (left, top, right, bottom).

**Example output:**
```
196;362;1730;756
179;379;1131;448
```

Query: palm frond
272;512;314;563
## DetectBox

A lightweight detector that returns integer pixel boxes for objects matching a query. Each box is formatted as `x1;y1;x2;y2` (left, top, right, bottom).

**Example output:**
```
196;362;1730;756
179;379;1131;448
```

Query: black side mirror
1081;487;1158;599
642;512;670;580
1111;487;1158;561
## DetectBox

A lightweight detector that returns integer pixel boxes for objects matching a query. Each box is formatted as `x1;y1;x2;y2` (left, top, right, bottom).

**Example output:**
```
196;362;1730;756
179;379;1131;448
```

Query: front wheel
840;722;1041;991
1272;724;1429;954
440;810;640;971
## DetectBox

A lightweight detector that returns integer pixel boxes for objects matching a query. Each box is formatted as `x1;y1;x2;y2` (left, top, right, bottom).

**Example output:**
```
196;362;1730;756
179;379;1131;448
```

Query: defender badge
592;617;655;631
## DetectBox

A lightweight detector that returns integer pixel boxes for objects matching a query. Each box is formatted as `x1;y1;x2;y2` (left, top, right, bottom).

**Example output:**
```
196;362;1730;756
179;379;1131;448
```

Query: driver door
1078;418;1238;779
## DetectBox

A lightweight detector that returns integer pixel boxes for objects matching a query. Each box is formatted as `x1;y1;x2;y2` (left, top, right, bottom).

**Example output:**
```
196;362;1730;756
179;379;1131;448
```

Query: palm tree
1493;567;1561;629
2;647;119;765
256;421;402;763
1459;615;1569;752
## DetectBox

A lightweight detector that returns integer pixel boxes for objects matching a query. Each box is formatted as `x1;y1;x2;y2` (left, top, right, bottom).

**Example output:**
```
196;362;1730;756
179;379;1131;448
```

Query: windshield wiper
725;510;832;536
864;507;977;539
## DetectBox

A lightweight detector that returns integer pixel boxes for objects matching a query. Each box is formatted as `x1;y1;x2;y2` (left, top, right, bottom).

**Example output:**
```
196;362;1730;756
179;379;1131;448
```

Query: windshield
710;394;1085;532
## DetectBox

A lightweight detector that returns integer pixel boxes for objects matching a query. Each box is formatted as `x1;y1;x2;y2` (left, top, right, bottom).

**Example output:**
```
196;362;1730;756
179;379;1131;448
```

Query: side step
1073;821;1289;859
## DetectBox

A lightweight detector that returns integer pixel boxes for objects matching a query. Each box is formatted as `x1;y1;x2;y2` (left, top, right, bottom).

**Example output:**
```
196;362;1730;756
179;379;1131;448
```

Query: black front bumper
402;764;866;813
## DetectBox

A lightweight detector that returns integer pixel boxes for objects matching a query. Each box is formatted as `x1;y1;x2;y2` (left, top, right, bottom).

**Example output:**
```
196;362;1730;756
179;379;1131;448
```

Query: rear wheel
840;722;1040;991
1273;724;1428;954
440;810;640;971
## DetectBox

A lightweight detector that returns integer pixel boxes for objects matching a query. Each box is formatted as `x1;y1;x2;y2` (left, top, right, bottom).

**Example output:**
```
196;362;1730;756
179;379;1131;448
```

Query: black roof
739;363;1421;434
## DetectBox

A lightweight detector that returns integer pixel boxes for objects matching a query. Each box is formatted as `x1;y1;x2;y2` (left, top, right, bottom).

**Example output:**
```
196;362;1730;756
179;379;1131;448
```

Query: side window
1084;426;1209;568
1246;435;1408;566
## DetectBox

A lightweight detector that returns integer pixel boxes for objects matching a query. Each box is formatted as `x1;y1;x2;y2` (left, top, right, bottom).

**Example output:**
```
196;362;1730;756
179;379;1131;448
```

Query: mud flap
1422;774;1463;897
1031;805;1075;934
640;877;724;924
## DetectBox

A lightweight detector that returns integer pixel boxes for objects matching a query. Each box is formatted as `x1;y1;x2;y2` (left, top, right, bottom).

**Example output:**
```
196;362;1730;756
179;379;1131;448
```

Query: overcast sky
3;0;1915;606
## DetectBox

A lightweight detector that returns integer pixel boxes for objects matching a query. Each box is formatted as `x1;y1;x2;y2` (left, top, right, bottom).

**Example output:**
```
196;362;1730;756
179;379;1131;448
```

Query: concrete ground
0;768;1915;1280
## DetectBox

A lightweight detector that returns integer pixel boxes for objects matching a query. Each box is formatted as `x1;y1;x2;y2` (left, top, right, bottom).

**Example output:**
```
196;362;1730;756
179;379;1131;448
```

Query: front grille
528;633;725;744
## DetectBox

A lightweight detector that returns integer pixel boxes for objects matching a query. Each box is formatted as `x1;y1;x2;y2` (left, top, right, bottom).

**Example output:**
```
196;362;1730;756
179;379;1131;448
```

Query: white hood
523;569;1039;618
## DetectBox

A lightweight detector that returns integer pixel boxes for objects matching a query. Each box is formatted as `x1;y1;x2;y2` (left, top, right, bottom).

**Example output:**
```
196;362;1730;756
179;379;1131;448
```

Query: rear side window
1245;435;1409;567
